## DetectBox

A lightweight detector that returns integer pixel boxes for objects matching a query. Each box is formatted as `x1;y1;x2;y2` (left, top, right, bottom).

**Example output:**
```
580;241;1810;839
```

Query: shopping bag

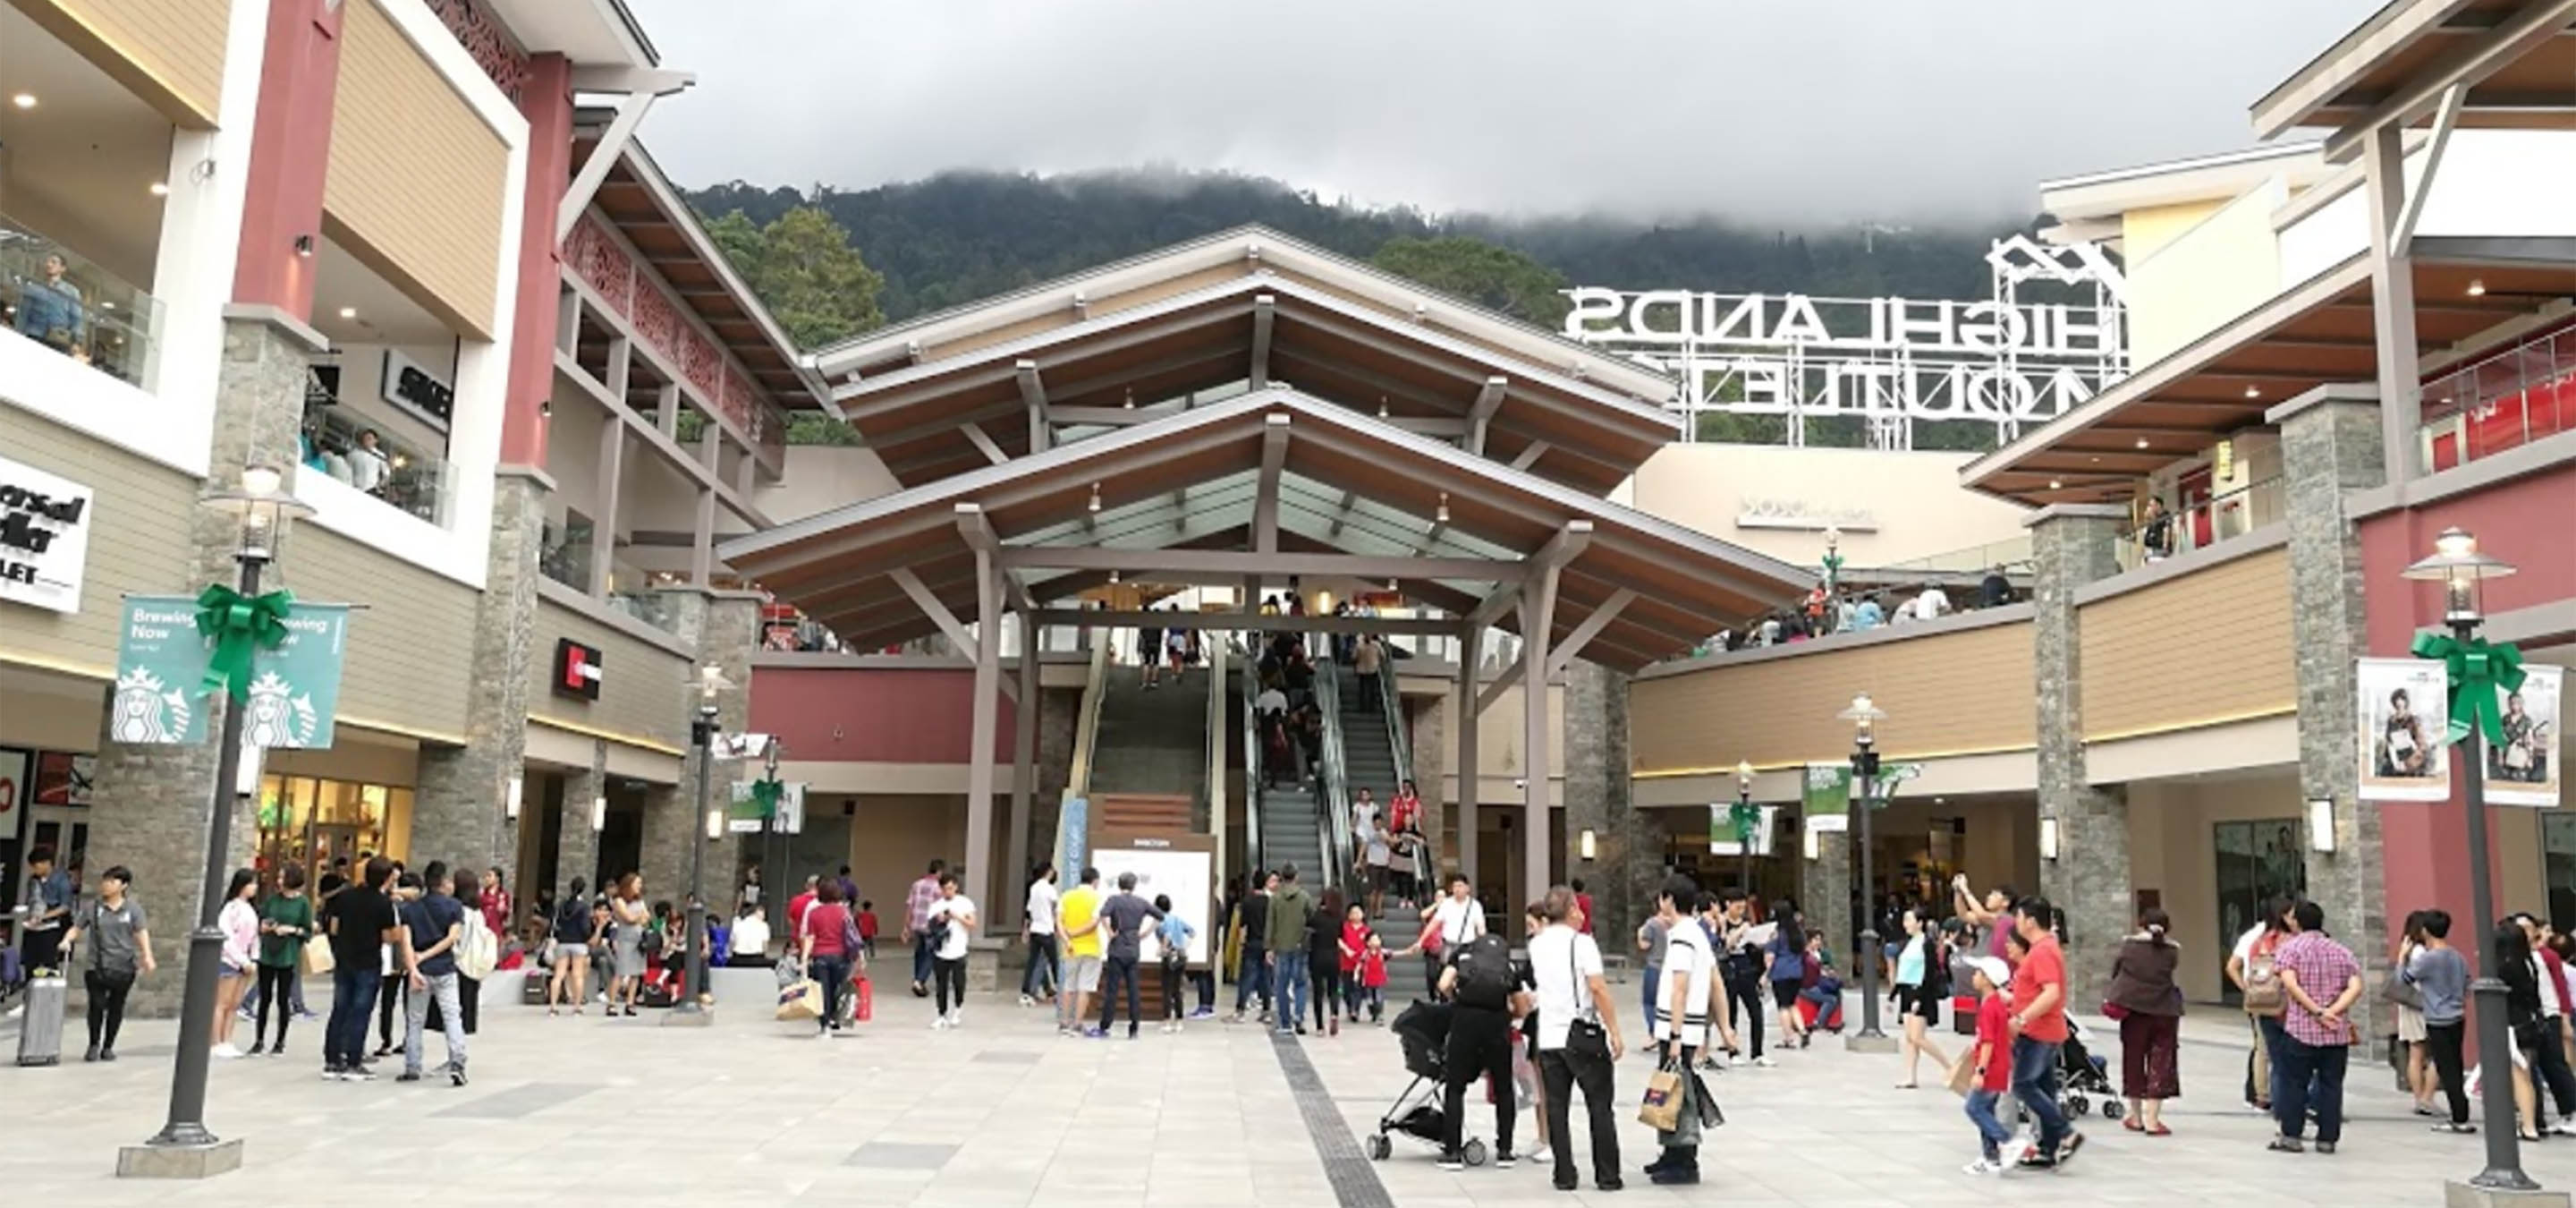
1638;1059;1686;1132
854;974;874;1023
775;977;822;1021
1945;1052;1978;1097
301;939;335;976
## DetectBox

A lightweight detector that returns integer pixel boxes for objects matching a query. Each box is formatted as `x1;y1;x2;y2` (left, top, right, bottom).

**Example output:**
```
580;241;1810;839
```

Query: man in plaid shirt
2268;900;2363;1154
902;860;946;998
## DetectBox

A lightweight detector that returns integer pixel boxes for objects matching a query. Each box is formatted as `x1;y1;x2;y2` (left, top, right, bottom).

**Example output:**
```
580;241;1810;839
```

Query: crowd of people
1698;566;2020;656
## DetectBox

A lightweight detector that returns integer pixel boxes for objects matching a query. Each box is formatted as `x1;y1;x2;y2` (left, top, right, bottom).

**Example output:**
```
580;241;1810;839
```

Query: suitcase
15;973;67;1066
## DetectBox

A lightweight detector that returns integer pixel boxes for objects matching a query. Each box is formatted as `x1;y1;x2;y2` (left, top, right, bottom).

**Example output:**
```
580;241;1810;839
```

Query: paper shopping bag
1945;1052;1978;1097
775;978;822;1021
1638;1061;1686;1132
301;939;335;976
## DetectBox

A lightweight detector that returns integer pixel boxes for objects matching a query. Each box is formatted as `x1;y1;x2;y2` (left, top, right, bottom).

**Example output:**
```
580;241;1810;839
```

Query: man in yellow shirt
1055;867;1106;1035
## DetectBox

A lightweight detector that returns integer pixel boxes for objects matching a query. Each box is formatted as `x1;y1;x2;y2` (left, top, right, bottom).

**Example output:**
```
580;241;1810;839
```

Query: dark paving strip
432;1081;602;1119
1270;1033;1396;1208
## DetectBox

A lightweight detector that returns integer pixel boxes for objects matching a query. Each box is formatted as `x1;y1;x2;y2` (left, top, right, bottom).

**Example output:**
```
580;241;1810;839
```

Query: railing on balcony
2421;326;2574;475
1;211;163;388
2114;474;2285;573
539;515;595;591
301;397;456;527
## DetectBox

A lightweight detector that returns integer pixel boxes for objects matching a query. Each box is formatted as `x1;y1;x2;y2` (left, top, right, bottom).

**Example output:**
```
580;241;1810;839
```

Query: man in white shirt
1648;874;1736;1186
1411;873;1487;996
1530;886;1625;1192
924;873;977;1029
1913;586;1952;622
1021;863;1061;1008
729;903;771;966
349;429;392;493
1255;685;1288;718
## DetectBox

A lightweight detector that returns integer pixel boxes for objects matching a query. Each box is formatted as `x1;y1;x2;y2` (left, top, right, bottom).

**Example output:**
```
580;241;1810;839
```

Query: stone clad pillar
84;314;320;1016
411;468;549;875
1808;829;1851;973
2273;384;2393;1040
1563;661;1653;948
2028;504;2131;1004
555;740;607;904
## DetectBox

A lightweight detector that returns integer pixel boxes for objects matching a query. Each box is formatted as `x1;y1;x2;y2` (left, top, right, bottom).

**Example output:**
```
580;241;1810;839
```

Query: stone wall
553;743;606;906
2029;506;2130;1004
411;471;548;875
2279;393;2393;1042
1563;661;1655;947
1405;693;1447;870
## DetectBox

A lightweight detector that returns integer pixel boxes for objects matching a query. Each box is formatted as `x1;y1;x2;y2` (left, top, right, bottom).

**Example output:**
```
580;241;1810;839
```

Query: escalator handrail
1239;634;1264;881
1372;653;1411;803
1314;657;1359;905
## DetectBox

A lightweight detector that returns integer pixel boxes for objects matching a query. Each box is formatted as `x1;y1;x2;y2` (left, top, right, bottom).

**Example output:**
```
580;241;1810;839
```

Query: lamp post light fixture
669;662;733;1023
1735;759;1756;897
1837;692;1893;1048
2404;527;2538;1195
142;466;312;1170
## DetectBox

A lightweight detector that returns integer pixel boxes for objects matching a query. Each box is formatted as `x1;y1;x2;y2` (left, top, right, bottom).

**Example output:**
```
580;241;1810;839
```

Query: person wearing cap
1960;956;2018;1175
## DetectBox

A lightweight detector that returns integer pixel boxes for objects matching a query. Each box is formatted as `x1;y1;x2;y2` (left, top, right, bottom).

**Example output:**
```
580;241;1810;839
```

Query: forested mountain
684;168;2020;326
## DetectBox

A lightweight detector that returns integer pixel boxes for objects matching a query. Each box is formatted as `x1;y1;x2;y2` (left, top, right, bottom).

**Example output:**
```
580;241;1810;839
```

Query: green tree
1368;235;1573;328
716;205;886;349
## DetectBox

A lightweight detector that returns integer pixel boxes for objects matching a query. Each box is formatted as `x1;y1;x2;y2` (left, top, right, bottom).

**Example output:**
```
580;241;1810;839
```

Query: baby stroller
2057;1017;2123;1121
1367;1000;1489;1166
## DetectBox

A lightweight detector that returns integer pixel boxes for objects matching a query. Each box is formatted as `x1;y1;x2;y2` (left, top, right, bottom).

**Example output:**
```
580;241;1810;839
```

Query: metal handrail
1372;654;1411;799
1314;659;1359;904
1065;639;1111;802
1240;636;1264;881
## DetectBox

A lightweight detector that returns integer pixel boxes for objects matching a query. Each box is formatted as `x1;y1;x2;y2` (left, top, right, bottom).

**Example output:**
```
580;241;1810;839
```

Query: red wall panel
747;667;1012;764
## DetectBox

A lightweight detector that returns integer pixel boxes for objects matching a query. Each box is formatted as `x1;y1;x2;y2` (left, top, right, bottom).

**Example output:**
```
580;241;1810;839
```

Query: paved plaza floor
2;973;2568;1207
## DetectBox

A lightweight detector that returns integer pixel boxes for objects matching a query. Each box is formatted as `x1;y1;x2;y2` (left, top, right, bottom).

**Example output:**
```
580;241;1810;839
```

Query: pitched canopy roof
719;388;1809;673
1962;236;2575;505
2251;0;2576;157
803;226;1682;495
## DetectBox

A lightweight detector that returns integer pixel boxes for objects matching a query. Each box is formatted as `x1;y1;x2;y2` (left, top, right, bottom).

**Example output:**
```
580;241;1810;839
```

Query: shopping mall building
2;0;2570;1017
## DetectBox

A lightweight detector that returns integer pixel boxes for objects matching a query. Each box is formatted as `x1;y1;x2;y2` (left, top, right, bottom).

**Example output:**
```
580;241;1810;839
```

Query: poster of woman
2488;664;2563;808
2357;658;2451;802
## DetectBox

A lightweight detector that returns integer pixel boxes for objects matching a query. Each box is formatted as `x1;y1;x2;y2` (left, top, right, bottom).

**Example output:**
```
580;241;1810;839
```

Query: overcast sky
622;0;2375;225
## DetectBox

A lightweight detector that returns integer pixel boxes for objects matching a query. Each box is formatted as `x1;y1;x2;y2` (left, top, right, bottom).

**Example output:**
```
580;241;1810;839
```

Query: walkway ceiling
1962;238;2576;506
719;389;1811;673
2252;0;2576;156
805;226;1681;495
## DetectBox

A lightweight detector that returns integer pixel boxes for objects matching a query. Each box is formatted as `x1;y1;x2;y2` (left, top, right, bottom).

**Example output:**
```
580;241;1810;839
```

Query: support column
638;587;759;910
965;550;1003;916
501;53;573;466
2275;384;2394;1042
589;423;624;597
2363;124;2424;489
412;467;549;873
1809;829;1852;976
2029;503;2131;1004
556;740;606;904
1563;661;1650;948
229;0;345;319
1521;574;1557;913
1007;611;1040;928
1456;626;1480;888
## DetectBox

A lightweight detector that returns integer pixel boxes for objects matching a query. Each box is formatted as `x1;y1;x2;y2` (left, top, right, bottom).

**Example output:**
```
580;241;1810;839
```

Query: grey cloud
623;0;2376;224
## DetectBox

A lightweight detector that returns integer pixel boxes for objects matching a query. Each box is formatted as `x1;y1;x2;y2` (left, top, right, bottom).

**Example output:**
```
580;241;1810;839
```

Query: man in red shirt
2006;897;2084;1170
787;875;818;940
1571;877;1596;935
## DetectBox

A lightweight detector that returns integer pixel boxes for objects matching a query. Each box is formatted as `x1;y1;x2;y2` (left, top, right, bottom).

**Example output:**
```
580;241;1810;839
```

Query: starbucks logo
242;670;321;748
110;668;191;744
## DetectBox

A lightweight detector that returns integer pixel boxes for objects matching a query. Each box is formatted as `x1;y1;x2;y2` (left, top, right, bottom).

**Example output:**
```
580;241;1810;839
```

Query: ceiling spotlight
2047;479;2063;490
538;399;553;418
1435;491;1450;524
100;301;116;311
338;306;357;319
148;182;169;197
1107;569;1120;584
1087;482;1101;513
9;93;34;110
294;234;315;258
1122;388;1135;410
2134;438;2149;449
2089;456;2101;464
2466;279;2487;298
1386;578;1399;592
1377;395;1389;418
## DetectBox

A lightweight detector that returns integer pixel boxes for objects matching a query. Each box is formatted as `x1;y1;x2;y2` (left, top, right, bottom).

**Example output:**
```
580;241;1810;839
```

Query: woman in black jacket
2499;921;2547;1141
1308;888;1346;1035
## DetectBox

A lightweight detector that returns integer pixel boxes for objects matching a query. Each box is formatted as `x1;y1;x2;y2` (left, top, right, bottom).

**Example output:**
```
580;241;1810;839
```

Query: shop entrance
2212;817;2304;1005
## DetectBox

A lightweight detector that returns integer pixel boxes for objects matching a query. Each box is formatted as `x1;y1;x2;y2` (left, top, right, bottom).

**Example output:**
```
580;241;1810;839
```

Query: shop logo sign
113;595;351;747
0;455;95;614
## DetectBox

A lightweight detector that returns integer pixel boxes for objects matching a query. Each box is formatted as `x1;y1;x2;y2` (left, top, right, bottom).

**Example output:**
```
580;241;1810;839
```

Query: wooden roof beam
1250;294;1276;389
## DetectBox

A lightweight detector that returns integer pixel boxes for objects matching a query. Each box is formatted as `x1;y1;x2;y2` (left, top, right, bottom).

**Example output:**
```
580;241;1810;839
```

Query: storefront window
2213;819;2305;1005
2544;815;2576;933
255;774;413;889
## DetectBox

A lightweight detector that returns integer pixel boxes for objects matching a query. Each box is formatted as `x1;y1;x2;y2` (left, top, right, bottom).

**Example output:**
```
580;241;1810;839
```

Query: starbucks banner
1801;760;1923;834
111;594;349;747
728;778;808;832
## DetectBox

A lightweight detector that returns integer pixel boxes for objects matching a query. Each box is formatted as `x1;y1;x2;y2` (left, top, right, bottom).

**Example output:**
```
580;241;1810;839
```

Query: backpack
2241;935;2286;1017
457;908;498;980
1453;932;1514;1010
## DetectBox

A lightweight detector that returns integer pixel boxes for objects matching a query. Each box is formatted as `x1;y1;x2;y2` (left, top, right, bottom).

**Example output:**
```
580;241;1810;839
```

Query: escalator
1328;656;1438;1001
1089;659;1214;798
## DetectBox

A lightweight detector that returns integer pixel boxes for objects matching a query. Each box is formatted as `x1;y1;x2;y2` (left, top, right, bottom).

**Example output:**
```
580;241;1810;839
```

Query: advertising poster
2357;657;2452;802
32;751;92;806
2489;664;2563;808
1801;764;1851;832
1089;846;1211;965
110;595;350;748
1707;804;1779;856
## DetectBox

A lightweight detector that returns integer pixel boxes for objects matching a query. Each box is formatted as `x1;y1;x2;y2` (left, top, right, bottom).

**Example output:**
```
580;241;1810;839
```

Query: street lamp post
2404;528;2535;1194
1735;760;1755;897
144;466;312;1164
1839;693;1891;1047
669;663;730;1022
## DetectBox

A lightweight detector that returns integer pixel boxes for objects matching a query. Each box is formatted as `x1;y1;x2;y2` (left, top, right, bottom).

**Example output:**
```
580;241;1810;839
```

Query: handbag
2382;970;2426;1011
301;936;335;976
1563;934;1613;1061
1638;1058;1687;1132
2101;1000;2131;1022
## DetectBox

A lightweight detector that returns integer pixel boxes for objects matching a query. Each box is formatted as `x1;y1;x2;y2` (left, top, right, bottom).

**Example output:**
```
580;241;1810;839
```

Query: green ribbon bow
1819;551;1843;590
195;583;295;703
2411;629;2527;747
749;777;784;817
1728;801;1762;845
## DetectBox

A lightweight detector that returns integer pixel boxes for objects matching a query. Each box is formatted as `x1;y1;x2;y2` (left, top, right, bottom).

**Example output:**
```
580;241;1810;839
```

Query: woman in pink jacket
213;867;261;1059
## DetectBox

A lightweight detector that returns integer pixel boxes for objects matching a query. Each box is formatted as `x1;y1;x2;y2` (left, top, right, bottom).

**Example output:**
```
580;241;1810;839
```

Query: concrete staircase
1089;664;1211;798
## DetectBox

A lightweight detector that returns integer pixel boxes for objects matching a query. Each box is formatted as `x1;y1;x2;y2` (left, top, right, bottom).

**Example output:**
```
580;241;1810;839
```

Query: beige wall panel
2079;549;2295;741
526;600;691;753
1633;622;2037;774
18;0;229;127
0;412;197;677
324;0;505;337
2125;771;2302;1003
846;793;967;908
272;525;475;740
